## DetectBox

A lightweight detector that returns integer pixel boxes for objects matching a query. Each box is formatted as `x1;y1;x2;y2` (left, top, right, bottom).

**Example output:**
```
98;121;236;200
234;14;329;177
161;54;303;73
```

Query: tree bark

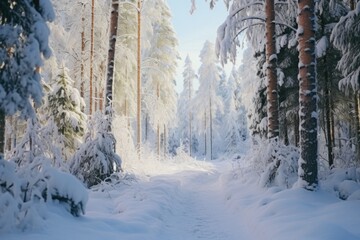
295;113;300;147
297;0;318;189
99;88;104;112
265;0;279;139
80;3;86;100
210;97;213;160
105;0;119;124
136;0;142;149
164;124;166;156
350;0;356;10
189;76;192;156
157;125;160;157
157;84;160;157
89;0;95;115
0;110;5;157
355;94;360;163
204;112;207;158
324;62;334;168
283;115;289;146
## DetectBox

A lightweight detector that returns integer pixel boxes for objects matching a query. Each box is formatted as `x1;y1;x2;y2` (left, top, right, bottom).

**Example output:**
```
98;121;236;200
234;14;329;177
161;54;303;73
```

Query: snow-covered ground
2;156;360;240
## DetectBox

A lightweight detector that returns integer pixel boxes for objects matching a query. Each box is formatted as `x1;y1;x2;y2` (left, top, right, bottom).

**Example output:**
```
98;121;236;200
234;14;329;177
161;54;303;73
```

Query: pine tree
224;68;247;154
193;41;223;160
46;67;87;160
70;112;121;188
178;55;196;155
114;1;138;123
265;0;279;139
105;0;120;123
142;0;179;155
297;0;318;190
0;0;55;155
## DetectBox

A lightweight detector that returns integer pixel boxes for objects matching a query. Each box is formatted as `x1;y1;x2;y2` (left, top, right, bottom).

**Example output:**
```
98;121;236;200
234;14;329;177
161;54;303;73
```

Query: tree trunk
323;58;334;168
164;124;166;156
295;113;300;147
80;3;86;100
157;84;160;157
0;110;5;157
265;0;279;139
189;77;192;157
210;97;213;160
297;0;318;189
355;94;360;163
105;0;119;124
145;114;148;141
204;112;207;158
136;0;142;149
189;110;192;156
350;0;356;10
94;86;98;112
283;115;289;146
99;89;104;112
89;0;95;115
157;125;160;156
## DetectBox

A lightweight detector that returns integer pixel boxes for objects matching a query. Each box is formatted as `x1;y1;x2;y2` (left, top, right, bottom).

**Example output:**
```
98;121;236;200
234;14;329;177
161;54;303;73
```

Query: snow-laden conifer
177;55;196;154
193;41;224;159
70;112;122;188
224;68;248;154
142;0;179;154
46;67;87;160
331;1;360;92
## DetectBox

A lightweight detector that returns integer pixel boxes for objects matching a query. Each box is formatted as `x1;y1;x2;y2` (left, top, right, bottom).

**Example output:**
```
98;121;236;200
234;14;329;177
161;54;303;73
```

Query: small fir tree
46;67;87;160
70;111;122;188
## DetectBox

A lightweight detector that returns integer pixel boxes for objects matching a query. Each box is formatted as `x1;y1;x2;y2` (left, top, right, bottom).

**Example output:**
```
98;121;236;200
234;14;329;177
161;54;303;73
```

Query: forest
1;0;360;239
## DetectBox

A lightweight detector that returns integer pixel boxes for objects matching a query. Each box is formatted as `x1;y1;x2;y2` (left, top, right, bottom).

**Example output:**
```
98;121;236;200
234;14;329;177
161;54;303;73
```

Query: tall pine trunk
80;3;86;100
265;0;279;139
157;84;160;157
0;110;5;157
209;97;213;160
136;0;142;149
163;124;167;156
89;0;95;115
297;0;318;189
323;57;334;167
189;78;192;156
204;112;207;157
105;0;119;123
355;94;360;163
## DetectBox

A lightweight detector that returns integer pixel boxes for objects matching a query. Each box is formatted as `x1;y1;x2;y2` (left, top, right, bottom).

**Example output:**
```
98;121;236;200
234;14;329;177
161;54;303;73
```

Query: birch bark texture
297;0;318;189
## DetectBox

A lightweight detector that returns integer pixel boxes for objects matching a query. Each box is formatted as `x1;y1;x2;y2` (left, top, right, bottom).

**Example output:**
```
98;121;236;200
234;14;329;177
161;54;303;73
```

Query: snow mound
44;168;88;216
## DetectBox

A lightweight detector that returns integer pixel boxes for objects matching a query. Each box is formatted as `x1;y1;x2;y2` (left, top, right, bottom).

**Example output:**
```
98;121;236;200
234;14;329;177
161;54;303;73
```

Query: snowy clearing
2;157;360;240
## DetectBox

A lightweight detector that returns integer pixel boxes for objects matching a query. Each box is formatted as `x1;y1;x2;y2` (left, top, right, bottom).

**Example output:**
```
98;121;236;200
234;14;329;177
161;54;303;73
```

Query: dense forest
1;0;360;238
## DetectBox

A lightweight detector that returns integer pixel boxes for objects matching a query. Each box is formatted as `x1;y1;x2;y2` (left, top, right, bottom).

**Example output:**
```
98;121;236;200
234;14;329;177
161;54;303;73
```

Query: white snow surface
2;156;360;240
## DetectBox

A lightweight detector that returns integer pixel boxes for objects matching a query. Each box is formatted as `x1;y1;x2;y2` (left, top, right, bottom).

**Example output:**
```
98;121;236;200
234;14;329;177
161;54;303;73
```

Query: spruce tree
46;67;86;160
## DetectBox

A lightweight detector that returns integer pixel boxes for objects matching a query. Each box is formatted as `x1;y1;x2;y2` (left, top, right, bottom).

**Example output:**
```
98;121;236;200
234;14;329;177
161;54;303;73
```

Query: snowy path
2;160;252;240
158;169;250;239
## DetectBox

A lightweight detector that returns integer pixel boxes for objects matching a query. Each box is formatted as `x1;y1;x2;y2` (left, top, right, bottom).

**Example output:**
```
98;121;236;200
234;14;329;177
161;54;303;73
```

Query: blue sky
167;0;232;92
